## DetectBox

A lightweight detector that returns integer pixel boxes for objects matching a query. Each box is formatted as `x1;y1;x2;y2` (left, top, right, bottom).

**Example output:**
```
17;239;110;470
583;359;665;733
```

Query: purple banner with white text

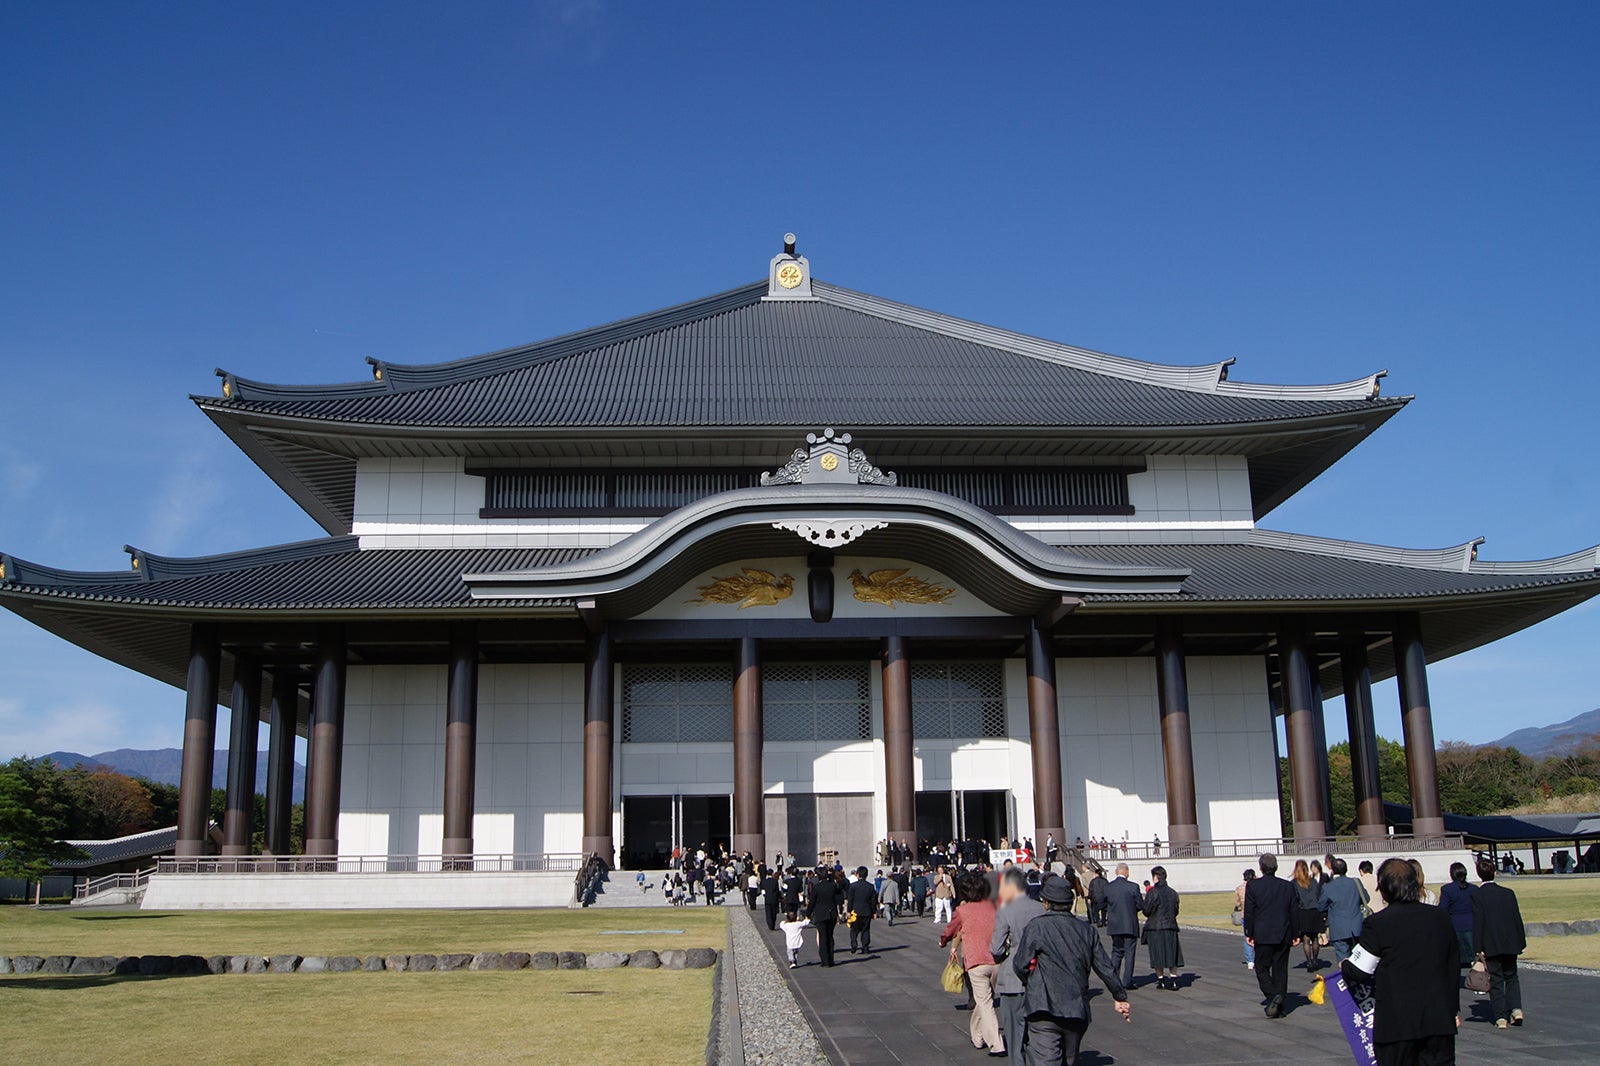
1326;973;1376;1065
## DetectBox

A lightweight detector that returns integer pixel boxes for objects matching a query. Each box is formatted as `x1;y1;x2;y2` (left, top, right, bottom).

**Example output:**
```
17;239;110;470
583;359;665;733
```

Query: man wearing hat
1011;875;1132;1065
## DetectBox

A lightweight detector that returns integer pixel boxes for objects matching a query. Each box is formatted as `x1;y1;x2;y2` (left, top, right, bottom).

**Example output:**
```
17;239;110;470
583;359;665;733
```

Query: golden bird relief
689;569;795;609
848;568;955;608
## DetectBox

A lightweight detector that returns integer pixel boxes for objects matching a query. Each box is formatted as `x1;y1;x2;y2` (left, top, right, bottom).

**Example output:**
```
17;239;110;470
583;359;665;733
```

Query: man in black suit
1470;858;1527;1028
1343;858;1459;1065
844;866;880;954
1243;852;1298;1018
780;868;803;916
760;866;782;931
806;870;843;967
1087;869;1109;927
1101;862;1144;989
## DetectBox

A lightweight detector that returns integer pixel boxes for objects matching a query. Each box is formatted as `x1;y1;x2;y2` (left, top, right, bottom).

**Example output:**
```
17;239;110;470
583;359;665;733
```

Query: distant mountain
1484;708;1600;759
39;748;305;802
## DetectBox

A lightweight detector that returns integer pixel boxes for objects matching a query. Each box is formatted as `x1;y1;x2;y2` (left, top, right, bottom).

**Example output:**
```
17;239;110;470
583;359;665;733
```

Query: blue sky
1;3;1596;757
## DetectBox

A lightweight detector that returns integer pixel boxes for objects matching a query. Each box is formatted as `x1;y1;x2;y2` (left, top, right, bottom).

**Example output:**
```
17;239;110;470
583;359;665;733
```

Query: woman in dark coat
1141;865;1184;990
1292;859;1327;970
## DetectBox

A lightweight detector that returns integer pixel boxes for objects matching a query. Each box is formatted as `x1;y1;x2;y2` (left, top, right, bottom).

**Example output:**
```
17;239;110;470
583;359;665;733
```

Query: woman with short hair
1342;858;1459;1064
1141;865;1184;990
940;870;1005;1056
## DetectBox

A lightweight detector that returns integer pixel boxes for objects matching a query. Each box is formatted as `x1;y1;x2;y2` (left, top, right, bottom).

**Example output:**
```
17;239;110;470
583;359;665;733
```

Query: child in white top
778;912;811;969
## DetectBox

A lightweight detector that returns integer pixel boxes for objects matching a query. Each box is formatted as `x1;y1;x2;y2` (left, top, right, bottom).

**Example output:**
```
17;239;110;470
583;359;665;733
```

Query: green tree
0;758;85;880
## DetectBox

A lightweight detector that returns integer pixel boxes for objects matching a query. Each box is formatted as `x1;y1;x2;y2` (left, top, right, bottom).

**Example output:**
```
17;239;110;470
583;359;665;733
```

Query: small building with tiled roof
3;237;1596;874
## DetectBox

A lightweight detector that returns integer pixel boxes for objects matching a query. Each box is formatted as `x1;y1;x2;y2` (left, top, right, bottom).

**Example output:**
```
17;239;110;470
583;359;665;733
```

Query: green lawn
1178;877;1600;967
0;969;712;1064
0;906;724;957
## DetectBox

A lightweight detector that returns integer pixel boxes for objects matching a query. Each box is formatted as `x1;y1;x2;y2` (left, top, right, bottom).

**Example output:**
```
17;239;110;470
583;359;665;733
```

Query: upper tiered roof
196;242;1407;532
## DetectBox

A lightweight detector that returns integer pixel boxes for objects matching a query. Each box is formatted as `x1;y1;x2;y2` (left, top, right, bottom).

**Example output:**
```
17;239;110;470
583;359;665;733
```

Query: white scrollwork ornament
771;519;889;547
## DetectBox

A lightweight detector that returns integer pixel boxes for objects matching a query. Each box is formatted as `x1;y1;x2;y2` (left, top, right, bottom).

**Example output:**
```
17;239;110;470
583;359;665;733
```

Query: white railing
74;867;153;900
1071;833;1467;864
155;853;586;875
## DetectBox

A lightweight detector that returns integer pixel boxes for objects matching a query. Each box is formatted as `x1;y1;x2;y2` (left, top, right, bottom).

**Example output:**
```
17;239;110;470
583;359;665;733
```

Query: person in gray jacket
990;866;1047;1060
1316;856;1369;963
1012;876;1131;1065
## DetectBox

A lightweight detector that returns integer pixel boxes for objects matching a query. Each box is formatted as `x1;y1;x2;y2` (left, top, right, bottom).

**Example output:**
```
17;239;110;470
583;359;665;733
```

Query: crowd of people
1235;851;1530;1062
734;840;1534;1066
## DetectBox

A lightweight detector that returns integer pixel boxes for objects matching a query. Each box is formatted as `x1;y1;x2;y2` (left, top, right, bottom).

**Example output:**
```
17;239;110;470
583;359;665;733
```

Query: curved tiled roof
206;282;1399;431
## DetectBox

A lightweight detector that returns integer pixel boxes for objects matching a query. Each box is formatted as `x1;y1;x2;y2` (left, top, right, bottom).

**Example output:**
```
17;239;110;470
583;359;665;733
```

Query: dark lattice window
479;465;1136;517
764;663;872;742
621;664;734;743
897;466;1135;515
480;469;759;516
910;662;1008;739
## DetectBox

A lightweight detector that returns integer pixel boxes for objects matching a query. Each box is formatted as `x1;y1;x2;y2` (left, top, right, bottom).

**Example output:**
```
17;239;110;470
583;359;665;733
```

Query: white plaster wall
1058;655;1280;847
1185;656;1282;841
351;454;1255;549
1017;455;1255;546
339;664;584;860
352;457;649;550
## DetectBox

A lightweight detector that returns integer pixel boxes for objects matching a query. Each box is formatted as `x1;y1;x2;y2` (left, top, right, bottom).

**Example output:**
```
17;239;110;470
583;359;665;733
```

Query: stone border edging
0;948;718;978
726;905;829;1066
1524;920;1599;937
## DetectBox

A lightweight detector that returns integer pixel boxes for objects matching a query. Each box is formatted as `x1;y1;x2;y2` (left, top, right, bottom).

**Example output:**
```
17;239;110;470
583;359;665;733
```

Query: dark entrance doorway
680;794;732;858
622;796;673;868
961;790;1011;847
916;790;956;850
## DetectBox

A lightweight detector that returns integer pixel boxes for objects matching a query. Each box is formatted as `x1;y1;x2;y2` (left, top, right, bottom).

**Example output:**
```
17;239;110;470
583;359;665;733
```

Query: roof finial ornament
764;231;817;301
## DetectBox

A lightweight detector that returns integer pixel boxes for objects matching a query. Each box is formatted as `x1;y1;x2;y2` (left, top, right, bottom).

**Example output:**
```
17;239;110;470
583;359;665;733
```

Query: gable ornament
760;428;898;487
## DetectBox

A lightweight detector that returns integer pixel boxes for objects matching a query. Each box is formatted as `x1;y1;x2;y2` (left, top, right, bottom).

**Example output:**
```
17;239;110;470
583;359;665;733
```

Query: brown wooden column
581;631;615;864
303;624;347;857
263;671;298;855
1155;619;1200;853
1278;619;1329;842
1393;614;1445;838
881;636;916;855
1025;622;1065;856
1310;673;1334;829
731;636;765;860
442;622;479;866
1340;636;1386;839
222;654;263;856
176;623;220;857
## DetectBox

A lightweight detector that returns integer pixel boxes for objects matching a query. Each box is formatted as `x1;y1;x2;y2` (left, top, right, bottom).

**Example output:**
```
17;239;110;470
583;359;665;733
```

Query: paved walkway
748;904;1600;1065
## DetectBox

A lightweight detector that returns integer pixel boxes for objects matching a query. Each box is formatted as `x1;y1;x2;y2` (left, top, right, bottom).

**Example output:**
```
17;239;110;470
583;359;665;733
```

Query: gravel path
727;905;829;1066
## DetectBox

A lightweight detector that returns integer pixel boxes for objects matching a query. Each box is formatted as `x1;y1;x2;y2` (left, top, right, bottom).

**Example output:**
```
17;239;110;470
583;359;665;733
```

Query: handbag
940;934;965;994
1231;911;1244;927
1465;954;1491;994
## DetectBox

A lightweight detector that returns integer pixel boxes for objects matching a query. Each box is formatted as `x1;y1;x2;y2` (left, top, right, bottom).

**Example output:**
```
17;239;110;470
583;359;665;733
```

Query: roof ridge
1;536;360;589
122;535;360;582
1249;528;1600;575
813;282;1388;401
205;282;768;403
205;276;1391;406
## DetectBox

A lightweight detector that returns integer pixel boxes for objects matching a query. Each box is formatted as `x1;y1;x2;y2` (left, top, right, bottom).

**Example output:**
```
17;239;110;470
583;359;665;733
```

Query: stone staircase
583;870;680;908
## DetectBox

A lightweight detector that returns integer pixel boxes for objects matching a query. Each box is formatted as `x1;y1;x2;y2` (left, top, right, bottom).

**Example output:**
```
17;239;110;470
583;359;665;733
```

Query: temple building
4;237;1598;876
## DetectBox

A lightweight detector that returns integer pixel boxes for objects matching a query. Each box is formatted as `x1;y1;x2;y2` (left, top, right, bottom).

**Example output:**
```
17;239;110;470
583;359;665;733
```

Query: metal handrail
1074;833;1468;862
154;853;586;875
74;867;153;900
